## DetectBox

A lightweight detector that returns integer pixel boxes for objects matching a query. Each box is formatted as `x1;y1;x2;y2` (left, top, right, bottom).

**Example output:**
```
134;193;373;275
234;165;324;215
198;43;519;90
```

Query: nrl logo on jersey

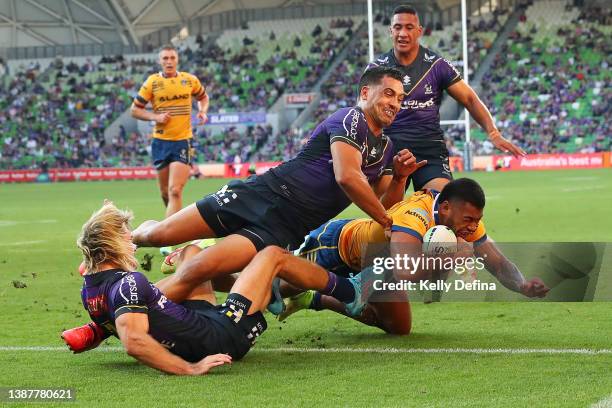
403;75;411;86
424;53;435;62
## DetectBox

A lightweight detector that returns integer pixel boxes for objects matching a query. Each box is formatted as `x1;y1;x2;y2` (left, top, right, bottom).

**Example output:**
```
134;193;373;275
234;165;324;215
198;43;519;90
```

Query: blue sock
320;272;356;303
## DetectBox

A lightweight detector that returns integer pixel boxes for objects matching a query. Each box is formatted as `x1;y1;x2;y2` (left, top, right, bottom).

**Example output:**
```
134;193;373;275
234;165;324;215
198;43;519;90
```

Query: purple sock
310;292;323;311
320;271;356;303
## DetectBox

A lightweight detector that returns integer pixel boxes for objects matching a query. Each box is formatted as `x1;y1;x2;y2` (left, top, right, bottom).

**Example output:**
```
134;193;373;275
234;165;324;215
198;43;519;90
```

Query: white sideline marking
591;394;612;408
561;177;599;182
561;186;604;193
4;240;47;246
0;219;57;227
0;346;610;355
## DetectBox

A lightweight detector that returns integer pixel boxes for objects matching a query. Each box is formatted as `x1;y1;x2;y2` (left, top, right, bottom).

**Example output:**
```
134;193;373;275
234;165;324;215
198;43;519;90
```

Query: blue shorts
295;219;356;277
151;138;192;170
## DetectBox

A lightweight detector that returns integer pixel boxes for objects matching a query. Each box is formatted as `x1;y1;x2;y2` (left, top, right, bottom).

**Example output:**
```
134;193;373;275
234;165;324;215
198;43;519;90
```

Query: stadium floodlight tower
366;0;473;170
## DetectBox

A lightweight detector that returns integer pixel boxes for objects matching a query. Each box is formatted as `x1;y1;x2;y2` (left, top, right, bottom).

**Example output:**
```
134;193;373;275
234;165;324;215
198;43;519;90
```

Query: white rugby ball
422;225;457;256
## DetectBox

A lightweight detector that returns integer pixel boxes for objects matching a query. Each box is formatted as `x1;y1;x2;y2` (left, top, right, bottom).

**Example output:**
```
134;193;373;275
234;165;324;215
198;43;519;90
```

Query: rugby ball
422;226;457;256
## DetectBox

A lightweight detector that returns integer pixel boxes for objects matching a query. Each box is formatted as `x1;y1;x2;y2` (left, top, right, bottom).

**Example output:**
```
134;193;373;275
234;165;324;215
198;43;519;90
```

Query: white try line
0;346;610;355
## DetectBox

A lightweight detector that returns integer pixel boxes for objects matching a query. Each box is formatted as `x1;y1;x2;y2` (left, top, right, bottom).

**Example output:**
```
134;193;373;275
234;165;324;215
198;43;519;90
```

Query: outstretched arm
115;312;231;375
475;239;549;297
373;149;427;209
447;80;525;157
331;142;392;229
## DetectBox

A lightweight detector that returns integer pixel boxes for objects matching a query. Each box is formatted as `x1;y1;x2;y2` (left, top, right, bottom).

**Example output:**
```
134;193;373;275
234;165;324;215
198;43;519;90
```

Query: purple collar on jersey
83;268;127;287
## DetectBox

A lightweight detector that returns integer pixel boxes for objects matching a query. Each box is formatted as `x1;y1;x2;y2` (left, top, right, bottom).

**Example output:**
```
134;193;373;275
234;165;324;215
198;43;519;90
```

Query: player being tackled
62;201;381;373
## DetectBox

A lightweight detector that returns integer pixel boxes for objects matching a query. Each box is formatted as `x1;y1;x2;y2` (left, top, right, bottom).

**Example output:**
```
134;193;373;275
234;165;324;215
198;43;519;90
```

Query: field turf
0;168;611;407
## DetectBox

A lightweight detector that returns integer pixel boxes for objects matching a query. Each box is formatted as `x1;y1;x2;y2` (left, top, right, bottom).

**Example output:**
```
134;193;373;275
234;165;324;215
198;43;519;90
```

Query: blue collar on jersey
160;71;179;78
430;189;441;224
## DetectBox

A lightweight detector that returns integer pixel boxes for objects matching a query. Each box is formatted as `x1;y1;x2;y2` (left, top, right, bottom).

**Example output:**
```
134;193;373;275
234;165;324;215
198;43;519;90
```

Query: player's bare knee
176;253;217;285
261;245;287;265
168;184;184;200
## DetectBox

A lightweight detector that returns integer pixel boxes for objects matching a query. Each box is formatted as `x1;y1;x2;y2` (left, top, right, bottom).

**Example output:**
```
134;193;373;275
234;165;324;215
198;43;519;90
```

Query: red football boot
61;322;106;353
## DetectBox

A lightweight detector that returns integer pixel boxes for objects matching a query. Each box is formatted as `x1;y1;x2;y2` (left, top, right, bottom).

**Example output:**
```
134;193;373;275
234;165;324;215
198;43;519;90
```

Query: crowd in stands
1;5;609;171
466;5;610;156
0;56;149;170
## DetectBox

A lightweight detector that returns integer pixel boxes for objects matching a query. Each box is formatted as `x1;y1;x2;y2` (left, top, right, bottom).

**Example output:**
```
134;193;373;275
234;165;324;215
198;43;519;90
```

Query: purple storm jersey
259;106;394;229
81;269;228;362
366;46;462;143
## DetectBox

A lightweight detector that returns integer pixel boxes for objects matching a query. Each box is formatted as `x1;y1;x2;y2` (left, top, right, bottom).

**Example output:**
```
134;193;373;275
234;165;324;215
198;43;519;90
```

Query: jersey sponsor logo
424;53;436;62
125;274;140;303
344;109;360;141
402;97;435;110
405;208;431;227
443;58;461;76
159;93;189;102
424;84;433;95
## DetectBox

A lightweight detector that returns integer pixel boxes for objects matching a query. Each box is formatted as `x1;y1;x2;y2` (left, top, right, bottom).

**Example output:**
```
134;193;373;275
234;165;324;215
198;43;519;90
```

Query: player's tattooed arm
476;239;549;297
115;312;231;375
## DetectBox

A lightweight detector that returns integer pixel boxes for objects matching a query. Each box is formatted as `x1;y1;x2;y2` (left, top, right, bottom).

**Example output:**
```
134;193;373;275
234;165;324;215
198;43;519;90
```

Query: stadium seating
1;4;609;169
466;1;610;155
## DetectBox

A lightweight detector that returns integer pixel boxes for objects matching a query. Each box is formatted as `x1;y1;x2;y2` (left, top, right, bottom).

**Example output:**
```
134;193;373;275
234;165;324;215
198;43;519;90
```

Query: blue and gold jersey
338;190;486;270
134;72;206;141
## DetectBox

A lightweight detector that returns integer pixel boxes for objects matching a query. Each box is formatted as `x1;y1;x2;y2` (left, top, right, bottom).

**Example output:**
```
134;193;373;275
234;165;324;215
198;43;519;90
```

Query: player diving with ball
277;178;550;334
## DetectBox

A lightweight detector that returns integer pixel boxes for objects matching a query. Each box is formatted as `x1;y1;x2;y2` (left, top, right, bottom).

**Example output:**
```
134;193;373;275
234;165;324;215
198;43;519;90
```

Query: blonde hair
77;202;138;275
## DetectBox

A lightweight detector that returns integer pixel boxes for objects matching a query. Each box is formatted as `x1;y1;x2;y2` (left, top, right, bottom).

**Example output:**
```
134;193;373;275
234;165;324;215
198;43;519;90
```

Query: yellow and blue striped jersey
338;189;487;270
134;71;206;141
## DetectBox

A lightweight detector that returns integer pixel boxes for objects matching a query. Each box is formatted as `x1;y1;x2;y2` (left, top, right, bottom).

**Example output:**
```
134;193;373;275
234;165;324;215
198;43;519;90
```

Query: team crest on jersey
424;84;433;95
403;75;411;86
181;79;188;86
369;147;377;157
424;53;435;62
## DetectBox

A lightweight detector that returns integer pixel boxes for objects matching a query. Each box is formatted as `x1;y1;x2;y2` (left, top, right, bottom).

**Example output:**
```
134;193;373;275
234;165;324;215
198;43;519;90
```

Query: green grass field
1;168;611;407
